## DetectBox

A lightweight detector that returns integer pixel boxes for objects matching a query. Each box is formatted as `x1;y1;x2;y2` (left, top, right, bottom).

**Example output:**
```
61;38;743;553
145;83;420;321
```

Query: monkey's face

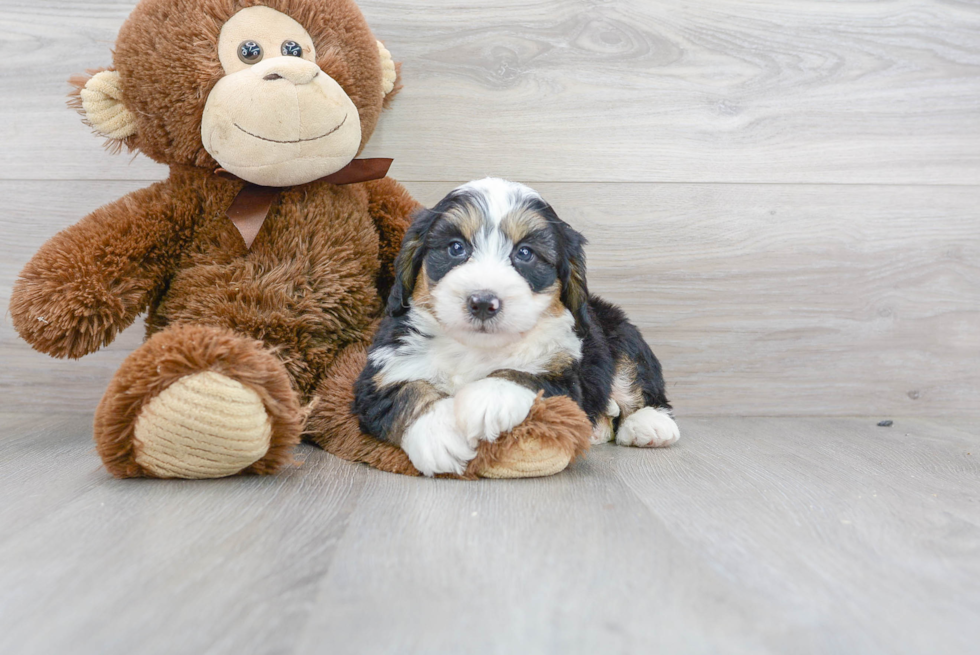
72;0;398;183
201;6;362;187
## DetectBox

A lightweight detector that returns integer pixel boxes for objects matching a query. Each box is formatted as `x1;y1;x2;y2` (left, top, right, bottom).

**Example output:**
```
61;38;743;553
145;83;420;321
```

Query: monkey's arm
364;177;421;302
10;179;190;359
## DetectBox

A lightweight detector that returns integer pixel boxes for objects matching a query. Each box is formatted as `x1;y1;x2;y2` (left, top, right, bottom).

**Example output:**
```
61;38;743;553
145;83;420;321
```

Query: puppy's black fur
353;185;671;447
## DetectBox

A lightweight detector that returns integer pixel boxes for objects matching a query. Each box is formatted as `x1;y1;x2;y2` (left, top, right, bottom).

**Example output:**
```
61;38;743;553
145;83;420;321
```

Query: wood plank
606;416;980;655
0;413;368;655
4;415;975;653
292;417;980;654
1;0;979;183
293;450;775;655
4;180;976;416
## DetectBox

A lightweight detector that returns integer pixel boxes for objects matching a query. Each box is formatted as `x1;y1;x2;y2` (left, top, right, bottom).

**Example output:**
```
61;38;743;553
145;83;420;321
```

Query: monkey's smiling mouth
234;114;347;144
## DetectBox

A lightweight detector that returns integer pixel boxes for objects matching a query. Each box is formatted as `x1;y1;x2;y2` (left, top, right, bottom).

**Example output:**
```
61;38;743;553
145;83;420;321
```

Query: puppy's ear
552;216;591;334
387;208;437;316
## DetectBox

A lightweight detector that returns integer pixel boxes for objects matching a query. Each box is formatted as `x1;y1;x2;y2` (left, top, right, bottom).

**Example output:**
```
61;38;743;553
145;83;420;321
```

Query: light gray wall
1;0;978;416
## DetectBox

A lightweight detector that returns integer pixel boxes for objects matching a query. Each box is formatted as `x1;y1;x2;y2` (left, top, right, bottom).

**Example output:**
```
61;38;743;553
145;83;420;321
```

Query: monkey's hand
10;181;185;359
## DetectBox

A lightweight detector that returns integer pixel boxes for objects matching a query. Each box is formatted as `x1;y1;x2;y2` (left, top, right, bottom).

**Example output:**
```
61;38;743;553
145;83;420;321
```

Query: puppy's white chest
371;311;582;394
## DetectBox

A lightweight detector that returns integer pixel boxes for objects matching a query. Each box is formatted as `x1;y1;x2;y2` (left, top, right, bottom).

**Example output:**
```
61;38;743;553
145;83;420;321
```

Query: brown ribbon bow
217;158;393;249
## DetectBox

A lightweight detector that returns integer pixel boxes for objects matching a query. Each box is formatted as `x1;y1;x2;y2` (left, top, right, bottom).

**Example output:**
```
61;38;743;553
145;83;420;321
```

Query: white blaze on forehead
457;178;541;227
452;178;544;263
471;223;512;262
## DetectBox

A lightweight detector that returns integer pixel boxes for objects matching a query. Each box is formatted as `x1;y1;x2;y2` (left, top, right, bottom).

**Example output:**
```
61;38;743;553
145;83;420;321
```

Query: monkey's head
73;0;400;187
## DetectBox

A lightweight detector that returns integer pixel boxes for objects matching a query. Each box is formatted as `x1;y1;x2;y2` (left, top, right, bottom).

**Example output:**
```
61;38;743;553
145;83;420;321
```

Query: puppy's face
390;179;589;349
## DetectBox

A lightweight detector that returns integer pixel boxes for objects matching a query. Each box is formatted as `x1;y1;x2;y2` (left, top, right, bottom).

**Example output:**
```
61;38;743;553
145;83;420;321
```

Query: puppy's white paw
401;398;476;476
590;415;615;445
454;378;537;443
616;407;680;448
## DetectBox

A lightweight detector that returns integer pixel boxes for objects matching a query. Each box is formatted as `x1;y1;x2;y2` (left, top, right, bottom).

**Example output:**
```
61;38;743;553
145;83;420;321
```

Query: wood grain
0;414;369;655
1;413;977;654
0;0;978;183
3;180;977;417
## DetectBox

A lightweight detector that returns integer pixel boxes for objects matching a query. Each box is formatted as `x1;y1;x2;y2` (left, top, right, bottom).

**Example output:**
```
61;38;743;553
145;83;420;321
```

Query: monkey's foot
95;324;303;479
465;394;592;479
131;371;272;479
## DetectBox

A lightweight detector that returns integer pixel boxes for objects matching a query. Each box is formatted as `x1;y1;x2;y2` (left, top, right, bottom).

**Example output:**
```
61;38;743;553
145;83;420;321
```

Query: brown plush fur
307;343;422;476
10;0;417;478
308;347;592;479
95;324;303;478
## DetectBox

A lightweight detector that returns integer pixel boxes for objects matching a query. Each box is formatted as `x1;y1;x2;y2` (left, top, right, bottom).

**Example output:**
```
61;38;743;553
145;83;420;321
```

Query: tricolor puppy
353;179;679;476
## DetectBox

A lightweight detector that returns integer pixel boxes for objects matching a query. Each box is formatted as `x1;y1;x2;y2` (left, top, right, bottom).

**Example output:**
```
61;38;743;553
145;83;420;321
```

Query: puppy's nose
468;292;502;321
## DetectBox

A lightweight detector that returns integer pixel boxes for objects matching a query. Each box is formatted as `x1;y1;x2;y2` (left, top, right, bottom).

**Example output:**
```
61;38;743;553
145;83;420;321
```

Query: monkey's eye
281;41;303;57
514;246;535;262
448;241;468;258
238;41;263;64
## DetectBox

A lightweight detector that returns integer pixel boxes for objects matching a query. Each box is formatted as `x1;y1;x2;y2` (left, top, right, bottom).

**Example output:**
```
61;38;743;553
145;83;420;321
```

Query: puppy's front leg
453;363;583;444
454;378;538;444
401;397;476;477
354;377;475;477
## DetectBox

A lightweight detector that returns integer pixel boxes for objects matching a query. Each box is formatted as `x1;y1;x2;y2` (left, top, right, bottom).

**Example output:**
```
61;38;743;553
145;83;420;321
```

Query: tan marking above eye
500;209;548;244
445;205;483;240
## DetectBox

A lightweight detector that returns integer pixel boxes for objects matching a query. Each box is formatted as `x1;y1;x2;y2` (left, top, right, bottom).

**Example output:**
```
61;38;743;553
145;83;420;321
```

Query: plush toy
10;0;590;480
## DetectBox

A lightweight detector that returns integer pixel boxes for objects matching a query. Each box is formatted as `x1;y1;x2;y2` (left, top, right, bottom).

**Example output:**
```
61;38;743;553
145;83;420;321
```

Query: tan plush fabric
201;57;363;186
79;71;137;141
378;42;396;96
92;324;305;479
133;371;272;479
476;438;572;479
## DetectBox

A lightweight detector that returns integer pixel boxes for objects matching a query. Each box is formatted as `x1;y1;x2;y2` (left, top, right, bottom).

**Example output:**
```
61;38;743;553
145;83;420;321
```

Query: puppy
353;179;679;476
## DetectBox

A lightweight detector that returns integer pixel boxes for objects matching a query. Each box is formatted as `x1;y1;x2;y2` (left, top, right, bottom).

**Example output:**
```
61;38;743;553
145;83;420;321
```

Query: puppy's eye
281;41;303;57
448;241;467;258
238;41;264;64
514;246;535;262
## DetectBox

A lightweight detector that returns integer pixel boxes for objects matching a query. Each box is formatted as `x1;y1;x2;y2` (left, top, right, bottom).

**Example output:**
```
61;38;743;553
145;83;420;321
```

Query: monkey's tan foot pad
475;438;573;479
95;324;303;479
132;371;272;479
464;394;594;480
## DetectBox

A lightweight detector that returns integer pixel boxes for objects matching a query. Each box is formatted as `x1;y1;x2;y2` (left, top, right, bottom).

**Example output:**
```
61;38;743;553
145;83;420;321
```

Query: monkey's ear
386;209;437;316
68;69;138;146
377;41;401;103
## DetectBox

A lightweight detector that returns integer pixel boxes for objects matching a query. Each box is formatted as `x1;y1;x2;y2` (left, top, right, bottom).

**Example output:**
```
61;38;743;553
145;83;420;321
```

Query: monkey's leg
94;324;303;479
306;345;592;479
306;343;421;476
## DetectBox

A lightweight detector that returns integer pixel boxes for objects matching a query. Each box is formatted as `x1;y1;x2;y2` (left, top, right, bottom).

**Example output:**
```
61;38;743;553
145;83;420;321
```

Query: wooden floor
1;413;977;654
